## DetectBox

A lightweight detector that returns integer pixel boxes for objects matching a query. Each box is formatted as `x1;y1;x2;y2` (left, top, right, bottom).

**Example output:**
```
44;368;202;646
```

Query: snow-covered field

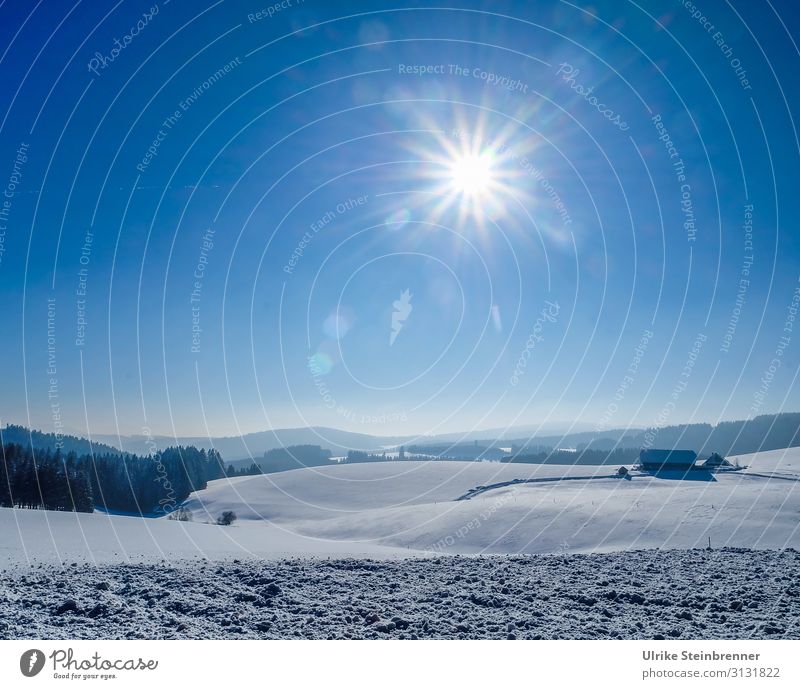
179;447;800;555
2;549;798;639
1;448;799;565
2;448;799;639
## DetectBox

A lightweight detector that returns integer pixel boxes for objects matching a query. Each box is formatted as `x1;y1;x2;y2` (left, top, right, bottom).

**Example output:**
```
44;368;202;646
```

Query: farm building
702;452;732;469
639;449;698;471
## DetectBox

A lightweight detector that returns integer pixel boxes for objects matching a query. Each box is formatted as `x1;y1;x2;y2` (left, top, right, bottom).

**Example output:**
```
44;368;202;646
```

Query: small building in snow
639;449;698;471
702;452;731;469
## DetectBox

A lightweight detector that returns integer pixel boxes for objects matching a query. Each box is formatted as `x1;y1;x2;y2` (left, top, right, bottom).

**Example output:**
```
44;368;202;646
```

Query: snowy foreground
1;448;800;564
1;549;798;639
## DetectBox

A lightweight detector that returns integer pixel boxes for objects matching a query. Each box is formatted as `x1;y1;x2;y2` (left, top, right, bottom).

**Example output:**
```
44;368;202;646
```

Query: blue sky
0;0;799;439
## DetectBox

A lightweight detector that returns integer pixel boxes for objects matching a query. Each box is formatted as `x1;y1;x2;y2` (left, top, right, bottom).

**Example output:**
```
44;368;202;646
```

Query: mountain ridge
7;412;799;463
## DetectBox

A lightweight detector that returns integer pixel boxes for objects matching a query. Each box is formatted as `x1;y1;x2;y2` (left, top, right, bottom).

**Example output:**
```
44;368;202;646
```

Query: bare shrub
168;507;192;522
217;510;237;526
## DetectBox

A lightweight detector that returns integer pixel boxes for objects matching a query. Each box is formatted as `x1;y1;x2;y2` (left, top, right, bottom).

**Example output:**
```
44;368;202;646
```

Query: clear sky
0;0;799;439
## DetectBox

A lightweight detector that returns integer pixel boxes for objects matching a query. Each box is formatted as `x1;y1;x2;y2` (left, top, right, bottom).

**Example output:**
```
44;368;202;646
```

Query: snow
178;449;800;555
0;507;406;566
2;449;800;640
2;549;799;639
180;460;609;522
732;447;800;476
2;448;799;566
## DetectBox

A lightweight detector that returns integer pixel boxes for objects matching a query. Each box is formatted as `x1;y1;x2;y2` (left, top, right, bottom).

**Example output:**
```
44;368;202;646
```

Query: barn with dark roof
639;449;698;471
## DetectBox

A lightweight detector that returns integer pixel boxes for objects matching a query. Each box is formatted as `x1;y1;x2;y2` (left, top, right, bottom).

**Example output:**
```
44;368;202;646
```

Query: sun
400;118;526;227
448;153;495;197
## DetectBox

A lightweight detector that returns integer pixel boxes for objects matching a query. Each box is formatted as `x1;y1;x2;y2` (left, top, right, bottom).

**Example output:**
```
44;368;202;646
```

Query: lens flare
308;352;333;376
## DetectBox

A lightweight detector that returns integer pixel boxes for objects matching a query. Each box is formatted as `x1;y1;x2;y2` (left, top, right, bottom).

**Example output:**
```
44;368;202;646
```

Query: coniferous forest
0;443;224;515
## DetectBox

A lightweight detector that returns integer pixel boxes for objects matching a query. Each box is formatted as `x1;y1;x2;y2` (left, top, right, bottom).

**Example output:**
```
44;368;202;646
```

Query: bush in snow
217;510;237;526
168;507;192;522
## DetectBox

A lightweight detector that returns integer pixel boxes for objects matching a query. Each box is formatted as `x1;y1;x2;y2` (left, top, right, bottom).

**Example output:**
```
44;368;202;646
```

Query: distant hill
506;414;800;458
609;413;800;457
426;421;604;442
8;412;800;466
257;445;333;473
92;422;602;460
92;426;410;459
0;424;124;457
405;442;508;461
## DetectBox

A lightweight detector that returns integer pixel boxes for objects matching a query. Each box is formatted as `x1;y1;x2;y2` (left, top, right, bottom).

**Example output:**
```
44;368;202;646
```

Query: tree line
502;447;642;466
1;423;123;457
581;413;800;457
0;443;224;514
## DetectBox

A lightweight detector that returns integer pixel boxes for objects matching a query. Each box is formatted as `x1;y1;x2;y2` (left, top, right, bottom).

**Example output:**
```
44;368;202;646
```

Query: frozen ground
1;448;799;565
1;548;798;639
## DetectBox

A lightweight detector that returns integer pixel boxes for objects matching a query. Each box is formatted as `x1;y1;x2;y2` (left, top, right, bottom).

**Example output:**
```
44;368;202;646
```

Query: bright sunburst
435;141;508;227
397;112;533;232
448;153;495;197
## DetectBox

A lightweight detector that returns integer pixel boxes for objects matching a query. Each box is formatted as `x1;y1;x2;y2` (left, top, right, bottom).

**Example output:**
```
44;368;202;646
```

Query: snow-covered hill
0;506;406;565
178;448;800;555
2;448;799;565
180;460;611;522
